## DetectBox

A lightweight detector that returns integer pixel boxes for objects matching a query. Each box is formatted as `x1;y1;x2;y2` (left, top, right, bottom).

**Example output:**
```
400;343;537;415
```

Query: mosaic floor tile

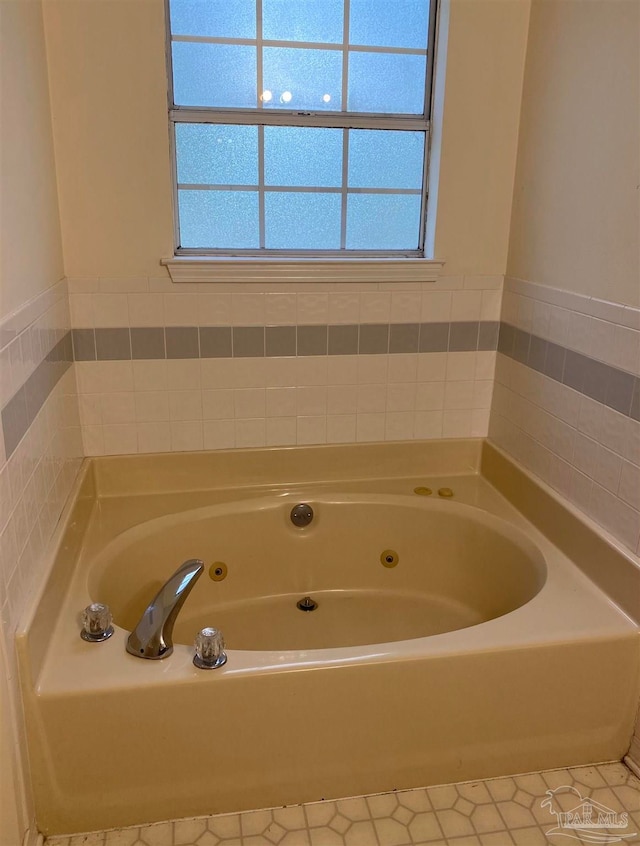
45;761;640;846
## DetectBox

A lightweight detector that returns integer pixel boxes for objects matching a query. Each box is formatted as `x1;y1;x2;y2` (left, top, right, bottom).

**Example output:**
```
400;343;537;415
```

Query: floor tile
271;808;307;831
305;801;338;828
279;832;310;846
208;815;242;840
174;819;207;845
508;828;546;846
309;826;344;846
408;811;443;842
396;788;432;814
456;784;492;806
137;822;172;846
335;798;370;822
485;778;516;803
343;820;377;846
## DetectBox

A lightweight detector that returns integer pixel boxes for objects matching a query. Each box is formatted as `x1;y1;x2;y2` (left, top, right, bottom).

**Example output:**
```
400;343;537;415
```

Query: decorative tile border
498;322;640;421
1;333;73;458
0;282;75;461
502;278;640;375
71;321;501;361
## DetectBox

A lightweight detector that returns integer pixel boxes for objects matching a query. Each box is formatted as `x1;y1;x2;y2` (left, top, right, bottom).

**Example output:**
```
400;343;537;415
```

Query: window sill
161;257;445;285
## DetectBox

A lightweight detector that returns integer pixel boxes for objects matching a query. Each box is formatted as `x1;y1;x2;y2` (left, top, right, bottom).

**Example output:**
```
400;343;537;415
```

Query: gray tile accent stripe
419;322;450;352
265;325;296;357
297;325;327;356
390;323;419;353
66;321;501;362
72;328;96;361
95;328;131;361
2;333;73;459
233;326;264;357
131;327;165;360
499;322;640;422
166;326;199;359
449;321;479;352
200;326;232;358
328;324;359;355
478;321;499;351
359;324;388;354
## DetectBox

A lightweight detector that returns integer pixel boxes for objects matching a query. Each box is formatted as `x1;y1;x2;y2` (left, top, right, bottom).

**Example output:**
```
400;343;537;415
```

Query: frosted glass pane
172;43;257;108
346;194;422;250
169;0;256;38
348;130;424;189
178;190;259;249
264;127;342;187
263;0;343;44
176;124;258;185
349;0;429;49
265;192;341;249
263;48;342;110
348;52;426;114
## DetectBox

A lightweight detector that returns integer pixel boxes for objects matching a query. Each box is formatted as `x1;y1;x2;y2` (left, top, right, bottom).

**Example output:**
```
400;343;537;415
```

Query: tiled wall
68;274;503;455
0;281;83;630
489;277;640;557
0;281;83;840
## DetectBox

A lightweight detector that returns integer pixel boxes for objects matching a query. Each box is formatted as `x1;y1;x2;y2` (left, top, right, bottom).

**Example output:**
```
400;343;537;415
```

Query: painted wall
0;3;83;844
0;0;65;320
42;0;531;279
433;0;530;275
507;0;640;306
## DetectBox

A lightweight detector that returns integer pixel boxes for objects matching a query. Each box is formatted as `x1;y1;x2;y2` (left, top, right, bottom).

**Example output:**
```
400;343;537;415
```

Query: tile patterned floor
46;762;640;846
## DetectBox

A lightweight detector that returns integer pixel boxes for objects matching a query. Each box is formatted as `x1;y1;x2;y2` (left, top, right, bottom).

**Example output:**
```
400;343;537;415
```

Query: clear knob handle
193;627;227;669
81;603;114;642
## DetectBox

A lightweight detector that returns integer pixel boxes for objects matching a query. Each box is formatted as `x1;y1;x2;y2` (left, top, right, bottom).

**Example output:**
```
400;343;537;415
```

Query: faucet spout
126;559;204;659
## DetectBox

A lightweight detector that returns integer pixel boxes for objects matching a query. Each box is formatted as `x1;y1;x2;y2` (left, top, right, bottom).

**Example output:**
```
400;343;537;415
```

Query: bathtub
17;441;640;836
96;493;546;652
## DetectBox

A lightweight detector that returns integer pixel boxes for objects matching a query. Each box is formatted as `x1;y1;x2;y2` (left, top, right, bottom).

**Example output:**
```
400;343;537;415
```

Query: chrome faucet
126;559;204;659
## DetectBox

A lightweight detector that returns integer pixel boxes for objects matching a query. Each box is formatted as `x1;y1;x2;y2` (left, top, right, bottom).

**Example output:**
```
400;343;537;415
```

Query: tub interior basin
89;494;547;651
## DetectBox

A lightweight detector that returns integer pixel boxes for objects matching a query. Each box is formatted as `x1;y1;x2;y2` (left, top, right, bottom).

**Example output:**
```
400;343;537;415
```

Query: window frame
164;0;442;274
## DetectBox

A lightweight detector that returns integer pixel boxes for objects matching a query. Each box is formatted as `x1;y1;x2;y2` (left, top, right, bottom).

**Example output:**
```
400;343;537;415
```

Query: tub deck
16;441;640;836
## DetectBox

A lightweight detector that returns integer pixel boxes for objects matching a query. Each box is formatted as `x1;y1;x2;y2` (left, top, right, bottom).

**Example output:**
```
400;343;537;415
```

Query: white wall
507;0;640;306
433;0;530;275
42;0;531;279
0;0;65;320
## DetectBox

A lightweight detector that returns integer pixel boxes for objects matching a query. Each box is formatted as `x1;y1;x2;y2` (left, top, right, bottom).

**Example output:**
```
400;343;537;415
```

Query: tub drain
297;596;318;612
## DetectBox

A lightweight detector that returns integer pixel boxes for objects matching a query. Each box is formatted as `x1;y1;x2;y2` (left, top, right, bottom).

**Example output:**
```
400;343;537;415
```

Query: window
166;0;437;257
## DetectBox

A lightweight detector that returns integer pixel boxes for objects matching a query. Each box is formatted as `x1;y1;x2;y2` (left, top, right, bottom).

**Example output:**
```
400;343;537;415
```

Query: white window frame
162;0;444;283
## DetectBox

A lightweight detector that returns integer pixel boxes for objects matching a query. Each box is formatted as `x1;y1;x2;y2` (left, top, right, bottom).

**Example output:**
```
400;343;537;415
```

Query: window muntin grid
167;0;436;255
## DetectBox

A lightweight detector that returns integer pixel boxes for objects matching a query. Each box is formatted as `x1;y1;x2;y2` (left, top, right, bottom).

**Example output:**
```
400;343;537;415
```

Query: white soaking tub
17;442;640;836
